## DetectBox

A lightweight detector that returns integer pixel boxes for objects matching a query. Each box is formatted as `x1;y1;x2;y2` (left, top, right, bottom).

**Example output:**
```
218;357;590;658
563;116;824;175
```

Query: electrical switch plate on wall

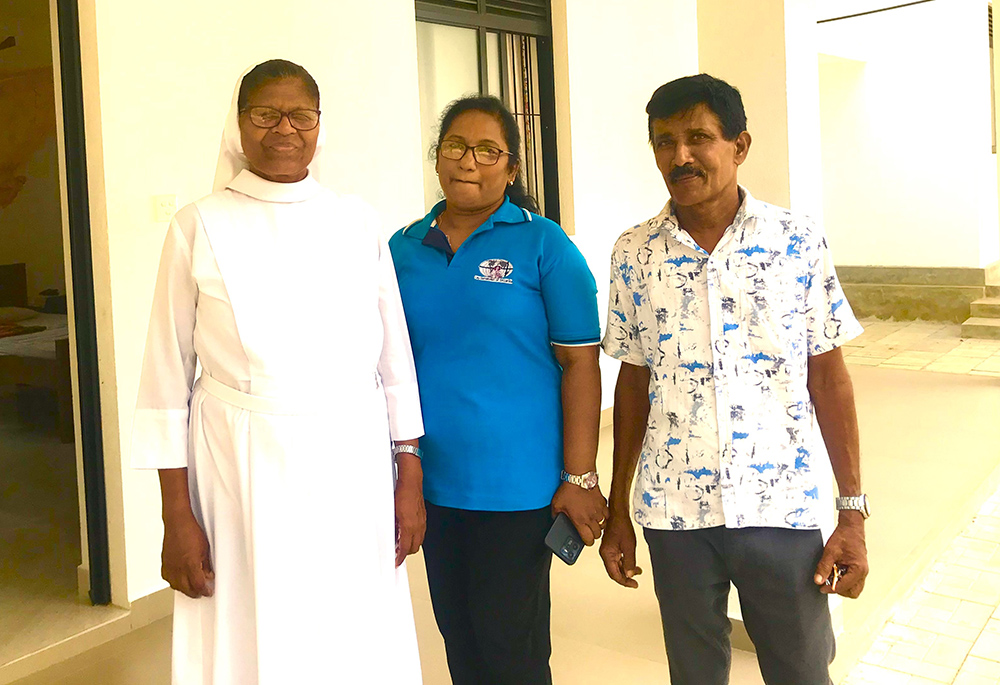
152;194;177;222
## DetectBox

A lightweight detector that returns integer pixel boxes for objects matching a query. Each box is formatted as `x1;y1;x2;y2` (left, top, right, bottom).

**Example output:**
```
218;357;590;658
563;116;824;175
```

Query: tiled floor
844;490;1000;684
842;320;1000;684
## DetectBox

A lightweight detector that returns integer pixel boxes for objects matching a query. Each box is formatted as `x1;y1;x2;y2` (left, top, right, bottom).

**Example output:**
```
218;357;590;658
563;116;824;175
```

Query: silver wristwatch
392;444;423;459
560;470;598;490
835;494;870;519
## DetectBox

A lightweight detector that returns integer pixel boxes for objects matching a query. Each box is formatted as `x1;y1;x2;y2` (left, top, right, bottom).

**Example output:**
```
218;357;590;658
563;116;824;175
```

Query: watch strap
835;494;870;518
392;444;423;459
560;470;598;490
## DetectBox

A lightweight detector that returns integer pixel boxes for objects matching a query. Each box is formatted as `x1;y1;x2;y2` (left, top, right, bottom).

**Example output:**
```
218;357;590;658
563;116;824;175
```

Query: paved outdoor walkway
844;320;1000;684
843;320;1000;377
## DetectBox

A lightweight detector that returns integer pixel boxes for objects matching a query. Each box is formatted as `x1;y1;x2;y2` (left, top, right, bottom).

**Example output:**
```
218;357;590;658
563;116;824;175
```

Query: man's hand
394;452;425;567
814;513;868;598
161;512;214;599
552;482;608;546
600;514;643;588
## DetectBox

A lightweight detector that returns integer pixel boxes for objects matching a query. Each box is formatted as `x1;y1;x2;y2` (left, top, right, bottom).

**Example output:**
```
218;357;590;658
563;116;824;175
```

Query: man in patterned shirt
599;74;869;685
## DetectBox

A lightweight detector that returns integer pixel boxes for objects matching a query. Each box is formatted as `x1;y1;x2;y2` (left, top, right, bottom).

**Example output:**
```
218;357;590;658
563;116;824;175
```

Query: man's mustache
668;166;705;182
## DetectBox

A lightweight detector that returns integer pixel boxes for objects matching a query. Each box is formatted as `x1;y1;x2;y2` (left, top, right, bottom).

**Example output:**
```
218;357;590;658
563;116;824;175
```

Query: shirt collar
403;196;531;241
657;185;759;238
227;168;323;203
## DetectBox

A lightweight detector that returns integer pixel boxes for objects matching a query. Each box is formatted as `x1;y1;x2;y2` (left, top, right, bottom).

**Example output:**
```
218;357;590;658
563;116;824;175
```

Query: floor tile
879;362;929;371
949;601;993;631
877;653;958;681
888;641;931;661
970;620;1000;661
946;348;998;359
953;673;1000;685
958;654;1000;677
910;590;963;613
882;621;940;647
974;358;1000;372
846;356;887;366
969;370;1000;378
905;616;982;642
922;634;973;669
924;361;982;374
843;663;915;684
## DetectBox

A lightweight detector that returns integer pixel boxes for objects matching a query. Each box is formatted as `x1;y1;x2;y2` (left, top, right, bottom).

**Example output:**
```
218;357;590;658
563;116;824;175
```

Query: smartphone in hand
545;512;585;565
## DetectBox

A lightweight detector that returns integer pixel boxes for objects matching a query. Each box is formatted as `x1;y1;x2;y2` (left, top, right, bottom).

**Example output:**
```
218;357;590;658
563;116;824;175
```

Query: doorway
0;0;112;668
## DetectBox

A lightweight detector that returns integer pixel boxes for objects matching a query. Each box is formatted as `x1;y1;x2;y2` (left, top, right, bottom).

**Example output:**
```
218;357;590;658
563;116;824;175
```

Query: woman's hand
395;452;426;567
551;482;608;546
158;468;213;599
161;511;214;599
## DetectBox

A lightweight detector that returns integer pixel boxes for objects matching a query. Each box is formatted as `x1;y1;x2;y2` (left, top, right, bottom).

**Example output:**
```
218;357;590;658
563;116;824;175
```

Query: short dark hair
646;74;746;142
238;59;320;111
435;95;538;213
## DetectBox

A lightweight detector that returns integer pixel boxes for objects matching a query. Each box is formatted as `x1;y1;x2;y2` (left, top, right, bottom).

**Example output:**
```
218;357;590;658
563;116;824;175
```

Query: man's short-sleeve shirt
602;189;863;531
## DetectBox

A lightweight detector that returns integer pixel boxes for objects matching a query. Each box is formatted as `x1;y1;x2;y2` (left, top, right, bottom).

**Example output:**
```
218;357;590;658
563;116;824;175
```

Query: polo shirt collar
227;168;322;203
403;197;530;241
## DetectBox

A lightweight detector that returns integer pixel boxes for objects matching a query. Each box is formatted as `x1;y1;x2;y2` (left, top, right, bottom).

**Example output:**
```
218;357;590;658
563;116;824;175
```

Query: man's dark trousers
644;526;835;685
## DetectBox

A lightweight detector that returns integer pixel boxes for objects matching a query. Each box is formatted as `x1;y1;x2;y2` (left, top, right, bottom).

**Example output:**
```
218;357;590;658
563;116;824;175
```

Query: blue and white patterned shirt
602;189;863;531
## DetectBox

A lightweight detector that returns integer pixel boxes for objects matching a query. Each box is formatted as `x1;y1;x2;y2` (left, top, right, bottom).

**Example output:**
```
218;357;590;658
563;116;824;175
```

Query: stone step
989;285;1000;298
961;317;1000;340
970;297;1000;318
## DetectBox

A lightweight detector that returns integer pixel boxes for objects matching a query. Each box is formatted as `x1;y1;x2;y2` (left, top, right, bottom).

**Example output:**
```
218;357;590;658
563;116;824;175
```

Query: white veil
212;62;329;192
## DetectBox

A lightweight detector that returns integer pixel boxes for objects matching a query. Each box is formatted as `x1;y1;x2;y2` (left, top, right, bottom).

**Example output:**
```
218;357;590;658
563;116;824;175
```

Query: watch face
583;473;599;490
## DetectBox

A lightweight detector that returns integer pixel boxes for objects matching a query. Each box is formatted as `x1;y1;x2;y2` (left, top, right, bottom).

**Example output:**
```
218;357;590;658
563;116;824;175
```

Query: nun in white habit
131;60;425;684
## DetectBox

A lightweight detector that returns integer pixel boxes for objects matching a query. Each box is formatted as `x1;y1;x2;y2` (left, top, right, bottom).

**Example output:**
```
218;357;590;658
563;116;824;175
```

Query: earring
507;180;514;186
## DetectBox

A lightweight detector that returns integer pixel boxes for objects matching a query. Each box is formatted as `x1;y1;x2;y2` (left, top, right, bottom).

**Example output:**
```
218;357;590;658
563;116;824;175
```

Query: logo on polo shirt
475;258;514;284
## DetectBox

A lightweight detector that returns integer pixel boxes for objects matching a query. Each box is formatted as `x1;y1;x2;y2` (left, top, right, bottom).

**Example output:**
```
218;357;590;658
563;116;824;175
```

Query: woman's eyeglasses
438;140;513;166
241;106;321;131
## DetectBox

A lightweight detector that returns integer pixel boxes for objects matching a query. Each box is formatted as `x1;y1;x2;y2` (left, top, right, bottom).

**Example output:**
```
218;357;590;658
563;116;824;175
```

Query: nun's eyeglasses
241;106;321;131
438;140;513;166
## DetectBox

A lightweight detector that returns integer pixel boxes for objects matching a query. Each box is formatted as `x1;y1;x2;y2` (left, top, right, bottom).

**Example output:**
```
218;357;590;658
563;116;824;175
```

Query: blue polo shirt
389;199;600;511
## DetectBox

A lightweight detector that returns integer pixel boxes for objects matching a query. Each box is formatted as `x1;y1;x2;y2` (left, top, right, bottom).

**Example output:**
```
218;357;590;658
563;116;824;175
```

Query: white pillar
698;0;824;221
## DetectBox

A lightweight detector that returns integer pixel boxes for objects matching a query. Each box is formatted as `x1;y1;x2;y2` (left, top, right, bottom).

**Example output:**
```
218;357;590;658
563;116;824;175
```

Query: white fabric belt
197;373;376;416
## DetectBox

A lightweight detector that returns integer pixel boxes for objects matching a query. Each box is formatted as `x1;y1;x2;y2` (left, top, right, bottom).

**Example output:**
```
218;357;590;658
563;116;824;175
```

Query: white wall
818;0;999;268
80;0;426;603
552;0;700;409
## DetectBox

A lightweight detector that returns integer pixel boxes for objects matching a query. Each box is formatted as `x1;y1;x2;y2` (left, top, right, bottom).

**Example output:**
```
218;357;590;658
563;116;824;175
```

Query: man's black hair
646;74;747;142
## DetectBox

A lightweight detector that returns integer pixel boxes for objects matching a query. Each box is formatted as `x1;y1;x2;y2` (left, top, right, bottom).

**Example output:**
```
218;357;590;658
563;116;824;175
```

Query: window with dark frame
415;0;560;223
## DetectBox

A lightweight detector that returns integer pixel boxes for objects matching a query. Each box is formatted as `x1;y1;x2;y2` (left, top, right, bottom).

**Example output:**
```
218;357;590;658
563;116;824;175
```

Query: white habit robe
132;168;424;684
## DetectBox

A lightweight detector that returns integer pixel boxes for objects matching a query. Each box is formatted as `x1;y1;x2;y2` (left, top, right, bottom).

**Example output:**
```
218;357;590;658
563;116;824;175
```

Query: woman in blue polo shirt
389;96;606;685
